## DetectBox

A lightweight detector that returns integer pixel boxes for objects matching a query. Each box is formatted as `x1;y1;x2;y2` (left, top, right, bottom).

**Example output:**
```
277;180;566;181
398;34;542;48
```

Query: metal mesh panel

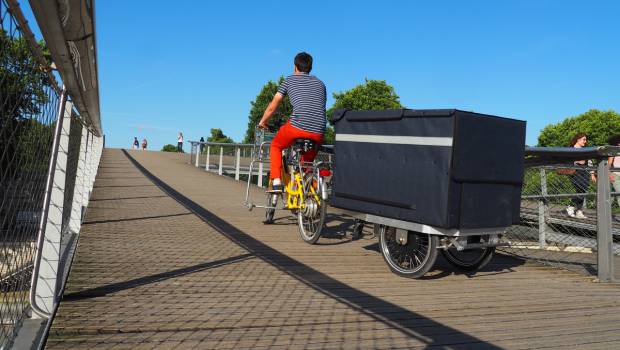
0;1;59;346
502;162;612;277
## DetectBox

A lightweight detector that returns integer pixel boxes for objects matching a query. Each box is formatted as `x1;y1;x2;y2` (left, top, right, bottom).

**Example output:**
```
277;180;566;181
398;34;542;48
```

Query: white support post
84;131;94;205
88;134;96;194
68;125;89;234
218;147;223;175
195;144;200;167
93;135;102;180
205;146;210;171
235;147;241;181
258;161;264;188
31;99;72;317
76;127;90;221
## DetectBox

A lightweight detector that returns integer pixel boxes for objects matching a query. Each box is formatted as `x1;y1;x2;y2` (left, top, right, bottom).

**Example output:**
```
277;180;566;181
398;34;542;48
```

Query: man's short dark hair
294;52;313;73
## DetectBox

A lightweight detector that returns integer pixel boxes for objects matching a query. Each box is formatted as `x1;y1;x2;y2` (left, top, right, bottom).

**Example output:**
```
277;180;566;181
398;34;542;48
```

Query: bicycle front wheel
264;193;278;224
297;174;326;244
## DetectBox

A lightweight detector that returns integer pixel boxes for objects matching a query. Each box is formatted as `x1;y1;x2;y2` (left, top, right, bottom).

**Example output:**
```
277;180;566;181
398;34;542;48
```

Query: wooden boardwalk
46;149;620;349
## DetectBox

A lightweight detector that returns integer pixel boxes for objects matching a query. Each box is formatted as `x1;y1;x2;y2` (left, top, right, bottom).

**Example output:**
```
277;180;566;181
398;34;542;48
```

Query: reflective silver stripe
335;134;453;147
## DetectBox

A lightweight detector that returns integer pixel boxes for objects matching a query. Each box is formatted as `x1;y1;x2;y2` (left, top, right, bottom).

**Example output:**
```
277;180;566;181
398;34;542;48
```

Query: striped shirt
277;73;327;134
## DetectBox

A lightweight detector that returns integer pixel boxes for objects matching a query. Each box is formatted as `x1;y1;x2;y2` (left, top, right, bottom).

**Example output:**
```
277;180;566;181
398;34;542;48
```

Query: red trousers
270;122;323;179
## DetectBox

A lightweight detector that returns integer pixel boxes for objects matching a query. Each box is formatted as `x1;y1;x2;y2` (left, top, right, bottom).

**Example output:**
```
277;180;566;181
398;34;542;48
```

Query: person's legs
572;170;590;218
268;122;323;191
269;123;297;181
568;173;581;216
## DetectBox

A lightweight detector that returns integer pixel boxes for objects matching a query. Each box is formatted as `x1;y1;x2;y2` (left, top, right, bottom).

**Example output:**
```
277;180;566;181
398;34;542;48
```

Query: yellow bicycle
245;128;331;244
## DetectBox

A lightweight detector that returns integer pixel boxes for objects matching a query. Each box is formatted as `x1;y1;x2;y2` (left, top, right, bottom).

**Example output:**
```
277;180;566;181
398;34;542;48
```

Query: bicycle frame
284;162;322;210
244;127;328;212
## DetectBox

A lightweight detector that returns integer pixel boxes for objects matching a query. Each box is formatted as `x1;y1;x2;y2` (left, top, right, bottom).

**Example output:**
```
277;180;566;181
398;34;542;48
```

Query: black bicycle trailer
329;108;526;278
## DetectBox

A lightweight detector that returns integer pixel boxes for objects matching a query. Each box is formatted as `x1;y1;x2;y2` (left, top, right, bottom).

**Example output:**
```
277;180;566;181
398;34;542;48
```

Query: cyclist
258;52;327;193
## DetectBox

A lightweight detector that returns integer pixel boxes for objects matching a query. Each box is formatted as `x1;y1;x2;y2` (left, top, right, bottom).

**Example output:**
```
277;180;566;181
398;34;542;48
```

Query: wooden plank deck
46;149;620;349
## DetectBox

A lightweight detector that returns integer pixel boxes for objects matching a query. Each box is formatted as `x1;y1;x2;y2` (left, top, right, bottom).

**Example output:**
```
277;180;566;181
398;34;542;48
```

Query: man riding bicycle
258;52;327;193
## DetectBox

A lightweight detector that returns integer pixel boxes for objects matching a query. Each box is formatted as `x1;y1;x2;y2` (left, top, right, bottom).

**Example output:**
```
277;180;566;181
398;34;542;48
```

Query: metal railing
503;146;619;282
1;0;103;347
188;141;333;187
188;141;618;282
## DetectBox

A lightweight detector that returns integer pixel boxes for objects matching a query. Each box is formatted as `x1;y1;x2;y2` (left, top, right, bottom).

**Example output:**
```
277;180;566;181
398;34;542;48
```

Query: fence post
205;146;210;171
539;168;548;248
218;147;223;175
30;94;71;318
596;159;614;282
195;143;200;167
235;147;241;181
258;161;264;188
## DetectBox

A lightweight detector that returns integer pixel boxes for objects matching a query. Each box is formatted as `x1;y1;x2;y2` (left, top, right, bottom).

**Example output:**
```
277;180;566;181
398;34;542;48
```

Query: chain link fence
1;0;102;347
0;1;60;345
502;150;619;281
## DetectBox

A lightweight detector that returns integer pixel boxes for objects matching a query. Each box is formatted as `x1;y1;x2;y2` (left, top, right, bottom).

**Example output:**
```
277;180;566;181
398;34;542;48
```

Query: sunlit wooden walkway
46;149;620;349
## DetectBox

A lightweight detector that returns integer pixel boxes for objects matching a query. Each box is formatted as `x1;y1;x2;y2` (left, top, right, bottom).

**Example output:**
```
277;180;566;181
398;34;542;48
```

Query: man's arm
258;93;284;129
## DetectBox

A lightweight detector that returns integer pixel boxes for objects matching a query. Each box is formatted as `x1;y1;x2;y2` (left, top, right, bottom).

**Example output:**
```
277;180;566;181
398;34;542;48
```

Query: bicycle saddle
293;139;317;153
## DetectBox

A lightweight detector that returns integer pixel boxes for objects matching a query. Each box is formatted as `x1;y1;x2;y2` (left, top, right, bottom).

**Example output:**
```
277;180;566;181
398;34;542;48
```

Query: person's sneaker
566;206;576;217
575;210;587;219
266;183;283;193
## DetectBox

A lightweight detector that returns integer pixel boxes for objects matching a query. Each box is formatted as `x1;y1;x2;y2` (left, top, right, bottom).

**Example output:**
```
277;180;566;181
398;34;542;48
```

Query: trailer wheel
441;245;495;271
378;225;438;279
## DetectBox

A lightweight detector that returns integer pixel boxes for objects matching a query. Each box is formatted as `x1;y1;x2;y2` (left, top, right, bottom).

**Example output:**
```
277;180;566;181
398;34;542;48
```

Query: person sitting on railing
258;52;327;193
608;134;620;207
566;133;597;219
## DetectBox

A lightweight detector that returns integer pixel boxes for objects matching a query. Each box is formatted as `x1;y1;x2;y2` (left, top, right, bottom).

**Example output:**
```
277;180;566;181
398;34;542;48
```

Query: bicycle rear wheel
297;174;326;244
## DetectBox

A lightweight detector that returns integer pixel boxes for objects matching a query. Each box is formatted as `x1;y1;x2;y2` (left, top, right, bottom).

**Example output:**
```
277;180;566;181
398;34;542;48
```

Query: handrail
525;146;620;156
189;141;254;147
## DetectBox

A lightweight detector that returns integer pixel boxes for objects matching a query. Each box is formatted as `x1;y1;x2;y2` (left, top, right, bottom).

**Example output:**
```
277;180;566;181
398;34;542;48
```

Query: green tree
207;128;234;143
537;109;620;147
161;144;178;152
0;30;54;175
325;79;404;144
244;77;293;143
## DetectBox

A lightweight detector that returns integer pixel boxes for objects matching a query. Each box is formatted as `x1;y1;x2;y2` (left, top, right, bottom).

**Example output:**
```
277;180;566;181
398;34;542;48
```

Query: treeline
203;74;620;148
243;78;403;145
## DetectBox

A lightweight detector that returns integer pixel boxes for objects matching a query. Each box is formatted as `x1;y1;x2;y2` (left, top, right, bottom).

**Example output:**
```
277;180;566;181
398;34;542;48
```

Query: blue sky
51;1;620;149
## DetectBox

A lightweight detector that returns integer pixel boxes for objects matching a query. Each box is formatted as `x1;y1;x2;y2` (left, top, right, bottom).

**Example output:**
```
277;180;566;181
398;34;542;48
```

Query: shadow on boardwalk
121;150;506;349
46;149;620;349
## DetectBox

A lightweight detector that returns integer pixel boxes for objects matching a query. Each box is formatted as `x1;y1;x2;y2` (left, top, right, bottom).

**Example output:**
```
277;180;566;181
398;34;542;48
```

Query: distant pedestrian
132;137;139;150
608;134;620;207
199;136;205;153
566;133;596;219
177;132;184;152
141;138;148;151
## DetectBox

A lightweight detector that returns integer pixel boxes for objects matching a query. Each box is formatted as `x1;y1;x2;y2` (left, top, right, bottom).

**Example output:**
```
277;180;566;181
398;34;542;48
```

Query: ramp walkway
46;149;620;349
